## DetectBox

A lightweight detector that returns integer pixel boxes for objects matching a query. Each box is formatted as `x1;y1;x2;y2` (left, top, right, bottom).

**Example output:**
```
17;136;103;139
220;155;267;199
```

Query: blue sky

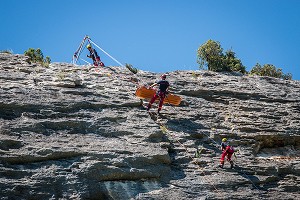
1;0;300;80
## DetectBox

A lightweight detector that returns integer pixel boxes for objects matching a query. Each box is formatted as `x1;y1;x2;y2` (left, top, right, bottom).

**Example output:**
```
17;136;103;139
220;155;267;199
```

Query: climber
219;138;235;169
146;74;170;114
86;44;104;67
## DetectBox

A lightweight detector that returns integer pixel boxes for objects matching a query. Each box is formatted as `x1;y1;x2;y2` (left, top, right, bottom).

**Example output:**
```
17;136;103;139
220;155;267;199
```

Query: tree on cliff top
24;48;51;67
197;39;246;74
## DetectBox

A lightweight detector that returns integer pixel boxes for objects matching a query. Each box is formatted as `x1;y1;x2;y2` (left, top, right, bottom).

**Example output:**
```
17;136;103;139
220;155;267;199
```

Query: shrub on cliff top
250;63;292;80
24;48;51;67
197;39;246;74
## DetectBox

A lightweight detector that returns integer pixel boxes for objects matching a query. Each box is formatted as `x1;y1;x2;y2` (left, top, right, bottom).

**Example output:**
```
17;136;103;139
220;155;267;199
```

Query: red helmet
161;74;167;79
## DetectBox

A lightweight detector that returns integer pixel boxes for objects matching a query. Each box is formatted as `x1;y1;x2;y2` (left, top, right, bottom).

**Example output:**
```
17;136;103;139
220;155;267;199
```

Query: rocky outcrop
0;53;299;199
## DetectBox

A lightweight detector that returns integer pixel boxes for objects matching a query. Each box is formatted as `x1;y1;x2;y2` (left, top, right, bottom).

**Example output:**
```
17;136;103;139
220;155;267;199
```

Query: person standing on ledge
147;74;170;114
86;44;104;67
219;138;235;168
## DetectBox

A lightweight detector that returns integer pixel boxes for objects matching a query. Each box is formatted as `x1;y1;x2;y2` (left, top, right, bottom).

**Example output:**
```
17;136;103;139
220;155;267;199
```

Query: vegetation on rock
24;48;51;67
197;39;246;74
250;63;292;80
125;63;138;74
197;39;292;79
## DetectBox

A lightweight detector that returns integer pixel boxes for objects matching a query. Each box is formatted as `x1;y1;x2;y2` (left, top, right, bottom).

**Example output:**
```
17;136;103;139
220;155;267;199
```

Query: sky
1;0;300;80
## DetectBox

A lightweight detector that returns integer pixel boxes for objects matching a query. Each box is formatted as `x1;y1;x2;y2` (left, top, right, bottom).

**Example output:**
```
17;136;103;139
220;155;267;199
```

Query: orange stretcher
135;86;182;106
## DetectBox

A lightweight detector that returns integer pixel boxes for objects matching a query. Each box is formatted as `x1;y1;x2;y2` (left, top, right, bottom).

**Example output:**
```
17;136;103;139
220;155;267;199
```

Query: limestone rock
0;53;300;199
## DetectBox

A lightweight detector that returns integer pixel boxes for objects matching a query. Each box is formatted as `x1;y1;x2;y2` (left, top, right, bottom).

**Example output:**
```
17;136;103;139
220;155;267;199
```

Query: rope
152;118;222;194
72;35;265;196
164;95;220;153
89;39;125;67
163;83;265;197
234;164;262;191
72;38;136;98
146;94;222;193
221;110;264;198
88;38;150;87
73;37;262;196
73;36;261;193
79;58;91;65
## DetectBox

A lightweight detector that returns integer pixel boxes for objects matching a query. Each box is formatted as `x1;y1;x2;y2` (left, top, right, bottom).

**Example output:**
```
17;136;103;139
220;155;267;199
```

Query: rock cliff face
0;53;300;200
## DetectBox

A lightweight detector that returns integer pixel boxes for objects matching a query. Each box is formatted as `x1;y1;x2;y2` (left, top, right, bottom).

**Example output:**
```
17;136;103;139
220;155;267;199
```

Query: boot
230;161;234;169
218;164;224;168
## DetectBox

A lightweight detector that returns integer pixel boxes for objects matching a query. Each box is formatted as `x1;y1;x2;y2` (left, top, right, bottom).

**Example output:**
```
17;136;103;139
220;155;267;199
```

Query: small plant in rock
24;48;51;67
57;71;66;80
125;63;138;74
191;71;200;78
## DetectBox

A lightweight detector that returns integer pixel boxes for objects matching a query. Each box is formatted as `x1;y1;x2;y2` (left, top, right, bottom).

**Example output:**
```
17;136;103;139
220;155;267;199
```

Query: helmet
222;138;227;142
86;44;92;49
161;74;167;79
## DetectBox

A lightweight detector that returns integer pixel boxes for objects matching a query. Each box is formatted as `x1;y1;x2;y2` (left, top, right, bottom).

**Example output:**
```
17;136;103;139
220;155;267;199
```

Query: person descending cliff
146;74;170;114
219;138;235;168
86;44;104;67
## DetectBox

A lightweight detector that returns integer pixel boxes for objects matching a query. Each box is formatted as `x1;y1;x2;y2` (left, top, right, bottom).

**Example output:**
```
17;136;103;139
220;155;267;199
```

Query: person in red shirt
147;74;170;114
219;138;235;168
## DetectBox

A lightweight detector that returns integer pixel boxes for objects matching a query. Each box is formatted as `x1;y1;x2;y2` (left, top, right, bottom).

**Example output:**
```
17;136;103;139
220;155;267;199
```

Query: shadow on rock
234;164;266;190
165;118;207;139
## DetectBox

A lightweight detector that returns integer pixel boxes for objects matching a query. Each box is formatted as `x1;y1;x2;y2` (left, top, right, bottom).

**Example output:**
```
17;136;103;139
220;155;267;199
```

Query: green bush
223;50;246;74
125;63;138;74
197;39;246;73
250;63;292;80
197;39;224;71
24;48;51;67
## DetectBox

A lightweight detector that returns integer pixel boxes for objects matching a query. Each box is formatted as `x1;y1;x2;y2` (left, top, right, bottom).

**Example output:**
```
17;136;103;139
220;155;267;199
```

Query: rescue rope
165;94;220;148
79;58;91;65
147;92;222;193
72;35;151;89
223;110;264;198
89;39;125;67
162;77;265;198
137;88;222;194
154;120;222;194
89;38;150;87
72;36;264;197
185;73;265;195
